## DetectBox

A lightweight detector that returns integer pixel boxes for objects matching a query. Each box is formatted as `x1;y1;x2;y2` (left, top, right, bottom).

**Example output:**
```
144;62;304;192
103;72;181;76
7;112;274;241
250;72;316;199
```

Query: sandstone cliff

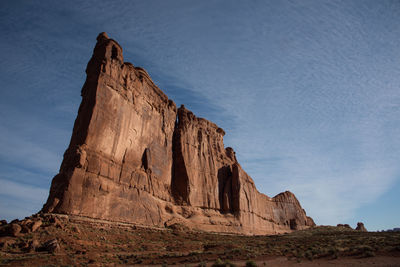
42;32;314;235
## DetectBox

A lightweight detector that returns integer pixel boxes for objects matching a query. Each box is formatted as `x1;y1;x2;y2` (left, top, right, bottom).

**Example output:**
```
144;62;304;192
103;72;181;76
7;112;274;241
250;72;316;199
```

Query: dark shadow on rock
218;165;233;214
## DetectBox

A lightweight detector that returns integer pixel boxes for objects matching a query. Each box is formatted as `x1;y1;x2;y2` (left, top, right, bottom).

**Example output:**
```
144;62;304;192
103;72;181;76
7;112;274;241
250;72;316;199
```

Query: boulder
49;216;63;229
31;220;42;232
0;223;22;237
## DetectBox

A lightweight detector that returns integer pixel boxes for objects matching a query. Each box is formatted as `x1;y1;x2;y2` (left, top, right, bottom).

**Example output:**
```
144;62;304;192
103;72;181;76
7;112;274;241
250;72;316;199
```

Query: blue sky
1;0;399;231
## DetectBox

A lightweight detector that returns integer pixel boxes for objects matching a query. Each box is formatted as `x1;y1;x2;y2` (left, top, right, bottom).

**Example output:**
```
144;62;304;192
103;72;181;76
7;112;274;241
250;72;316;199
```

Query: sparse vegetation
212;258;226;267
0;216;399;266
246;260;257;267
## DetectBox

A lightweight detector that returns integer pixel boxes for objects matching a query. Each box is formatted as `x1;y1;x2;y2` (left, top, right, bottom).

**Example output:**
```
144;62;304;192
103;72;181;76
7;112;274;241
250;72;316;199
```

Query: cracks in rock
118;148;127;182
243;189;251;212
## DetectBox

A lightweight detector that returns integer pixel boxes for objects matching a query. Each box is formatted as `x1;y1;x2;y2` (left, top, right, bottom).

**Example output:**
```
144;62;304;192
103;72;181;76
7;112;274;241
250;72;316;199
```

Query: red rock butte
42;32;315;235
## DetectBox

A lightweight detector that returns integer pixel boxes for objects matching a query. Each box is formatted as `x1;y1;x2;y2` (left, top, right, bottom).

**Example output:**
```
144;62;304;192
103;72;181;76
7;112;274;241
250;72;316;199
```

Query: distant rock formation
382;228;400;232
42;32;315;235
337;224;352;230
356;222;367;232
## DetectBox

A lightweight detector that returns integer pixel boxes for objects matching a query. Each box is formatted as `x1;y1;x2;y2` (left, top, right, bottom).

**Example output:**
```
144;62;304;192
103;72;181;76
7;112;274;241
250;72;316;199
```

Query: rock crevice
42;33;314;235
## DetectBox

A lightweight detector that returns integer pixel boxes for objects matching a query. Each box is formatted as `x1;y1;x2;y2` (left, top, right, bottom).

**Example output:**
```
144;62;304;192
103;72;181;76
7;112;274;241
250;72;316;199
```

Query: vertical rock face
42;33;314;235
172;106;236;210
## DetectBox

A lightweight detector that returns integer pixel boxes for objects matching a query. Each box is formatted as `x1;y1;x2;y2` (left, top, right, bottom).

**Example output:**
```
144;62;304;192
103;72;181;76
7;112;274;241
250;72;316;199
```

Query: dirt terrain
1;214;399;266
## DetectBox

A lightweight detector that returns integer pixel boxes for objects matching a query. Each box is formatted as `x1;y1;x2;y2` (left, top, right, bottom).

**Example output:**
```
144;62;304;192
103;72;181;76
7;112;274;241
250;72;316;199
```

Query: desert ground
1;214;399;266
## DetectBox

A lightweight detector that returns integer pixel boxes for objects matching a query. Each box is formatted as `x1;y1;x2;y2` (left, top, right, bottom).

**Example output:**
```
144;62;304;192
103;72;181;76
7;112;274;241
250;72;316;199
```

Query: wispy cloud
0;126;61;174
0;179;48;221
0;179;48;204
0;110;67;174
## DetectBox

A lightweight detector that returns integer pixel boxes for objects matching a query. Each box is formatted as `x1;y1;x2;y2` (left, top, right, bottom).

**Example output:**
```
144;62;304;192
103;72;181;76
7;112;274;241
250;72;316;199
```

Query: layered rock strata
42;32;314;235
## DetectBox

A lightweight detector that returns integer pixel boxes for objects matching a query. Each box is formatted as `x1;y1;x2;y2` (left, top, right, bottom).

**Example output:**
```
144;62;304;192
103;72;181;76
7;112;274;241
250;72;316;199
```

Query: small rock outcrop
337;224;352;230
42;32;314;235
356;222;367;232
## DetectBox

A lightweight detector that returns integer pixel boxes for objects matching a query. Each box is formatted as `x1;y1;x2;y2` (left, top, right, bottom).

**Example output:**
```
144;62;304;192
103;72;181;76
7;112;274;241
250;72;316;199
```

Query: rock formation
356;222;367;232
42;32;314;235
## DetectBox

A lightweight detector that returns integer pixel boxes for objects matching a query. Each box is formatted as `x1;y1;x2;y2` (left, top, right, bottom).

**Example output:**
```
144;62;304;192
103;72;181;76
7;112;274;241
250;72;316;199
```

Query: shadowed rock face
42;32;315;235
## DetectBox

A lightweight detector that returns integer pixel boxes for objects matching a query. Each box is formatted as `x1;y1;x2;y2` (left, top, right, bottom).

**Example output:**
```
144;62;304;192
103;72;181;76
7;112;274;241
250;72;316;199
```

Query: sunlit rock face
42;32;314;235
